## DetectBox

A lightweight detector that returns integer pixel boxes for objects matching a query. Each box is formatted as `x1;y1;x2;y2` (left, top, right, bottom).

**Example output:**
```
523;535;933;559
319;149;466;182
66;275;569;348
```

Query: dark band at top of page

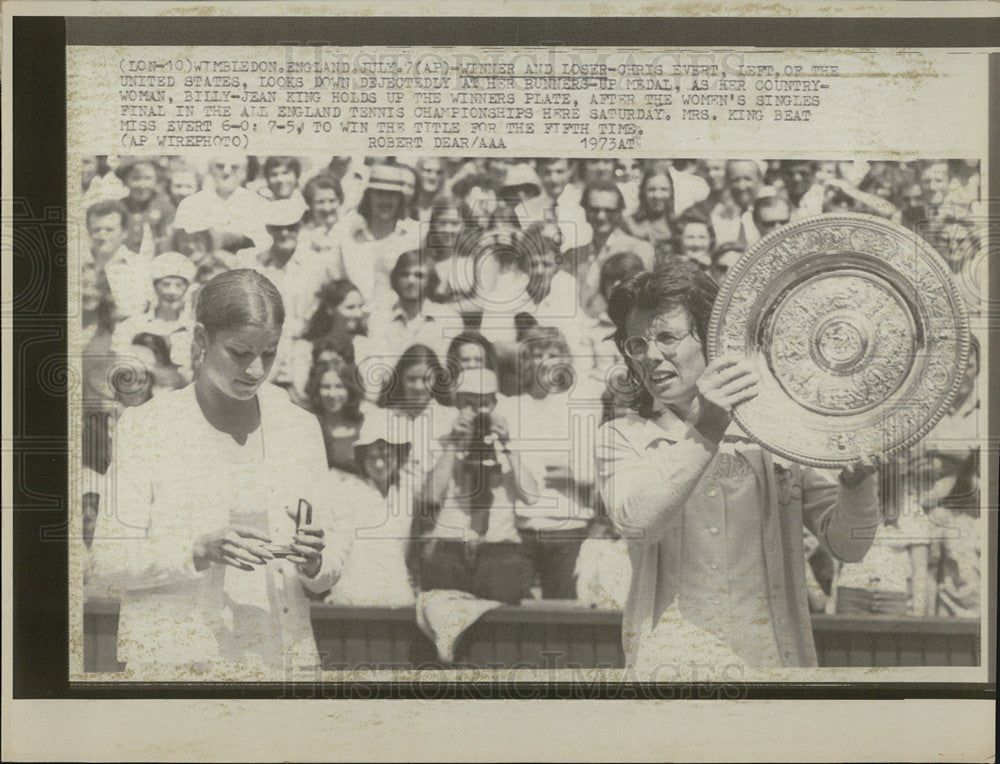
64;15;1000;48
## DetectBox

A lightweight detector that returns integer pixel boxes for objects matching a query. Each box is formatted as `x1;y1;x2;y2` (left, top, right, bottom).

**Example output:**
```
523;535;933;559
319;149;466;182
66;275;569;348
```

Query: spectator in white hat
339;163;421;304
113;250;197;381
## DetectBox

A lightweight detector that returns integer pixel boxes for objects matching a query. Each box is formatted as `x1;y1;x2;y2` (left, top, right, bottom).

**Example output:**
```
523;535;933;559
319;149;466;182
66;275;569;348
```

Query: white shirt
89;383;350;675
355;301;459;401
338;214;421;304
496;392;596;531
326;476;415;606
98;245;154;321
173;186;272;249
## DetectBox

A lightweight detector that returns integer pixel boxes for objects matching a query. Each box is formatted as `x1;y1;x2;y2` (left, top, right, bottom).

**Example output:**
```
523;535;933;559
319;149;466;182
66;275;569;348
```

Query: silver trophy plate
708;213;971;468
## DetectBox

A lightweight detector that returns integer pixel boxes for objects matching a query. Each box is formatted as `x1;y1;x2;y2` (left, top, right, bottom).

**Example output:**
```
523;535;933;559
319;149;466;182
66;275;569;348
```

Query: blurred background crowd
78;152;984;619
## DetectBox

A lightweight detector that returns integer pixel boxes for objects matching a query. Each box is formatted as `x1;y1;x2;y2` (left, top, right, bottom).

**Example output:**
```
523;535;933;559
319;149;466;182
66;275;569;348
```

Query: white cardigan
90;383;350;675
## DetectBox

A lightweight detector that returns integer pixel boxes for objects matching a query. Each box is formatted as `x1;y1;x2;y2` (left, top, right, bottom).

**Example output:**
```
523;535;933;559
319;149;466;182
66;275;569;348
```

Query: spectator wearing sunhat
339;163;421;303
325;414;418;606
112;250;197;381
116;156;177;258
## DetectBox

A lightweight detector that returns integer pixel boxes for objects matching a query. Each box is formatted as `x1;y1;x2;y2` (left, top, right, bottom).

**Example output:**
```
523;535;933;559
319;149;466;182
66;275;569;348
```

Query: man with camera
414;368;537;604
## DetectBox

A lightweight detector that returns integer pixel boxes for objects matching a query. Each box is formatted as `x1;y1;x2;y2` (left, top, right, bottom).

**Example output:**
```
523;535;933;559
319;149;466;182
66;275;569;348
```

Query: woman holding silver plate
596;261;880;670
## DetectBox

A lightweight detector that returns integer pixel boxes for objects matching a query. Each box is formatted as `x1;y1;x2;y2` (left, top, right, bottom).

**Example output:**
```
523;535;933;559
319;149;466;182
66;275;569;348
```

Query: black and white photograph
4;4;996;761
75;151;986;679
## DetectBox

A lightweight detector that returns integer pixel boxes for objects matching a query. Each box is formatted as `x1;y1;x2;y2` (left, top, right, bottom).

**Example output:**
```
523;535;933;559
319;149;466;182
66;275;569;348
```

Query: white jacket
90;383;350;675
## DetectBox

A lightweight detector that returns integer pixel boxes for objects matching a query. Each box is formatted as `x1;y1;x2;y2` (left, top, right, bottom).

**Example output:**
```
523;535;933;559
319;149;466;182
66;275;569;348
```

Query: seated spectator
81;155;126;205
292;279;368;398
356;249;456;402
375;343;451;478
86;199;154;321
624;168;678;266
81;263;120;406
325;416;417;606
413;157;446;223
110;332;186;412
452;172;500;231
304;354;363;475
113;251;197;382
173;228;229;314
117;157;176;257
443;331;500;381
339;163;421;303
780;160;825;220
478;224;583;366
563;180;654;319
298;173;347;275
674;212;716;271
498;163;547;228
534;157;587;253
414;368;535;604
749;192;792;245
424;197;468;301
497;326;596;598
166;163;201;208
257;155;307;210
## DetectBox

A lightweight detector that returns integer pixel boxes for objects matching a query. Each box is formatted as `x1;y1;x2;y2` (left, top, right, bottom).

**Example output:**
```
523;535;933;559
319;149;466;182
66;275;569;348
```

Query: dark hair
171;227;215;255
357;185;405;226
355;439;411;490
425;196;464;259
390;249;440;304
452;173;498;202
443;331;498;397
534;157;573;170
635;169;676;223
304;354;362;423
606;263;718;417
598;252;645;302
517;325;575;396
120;158;159;183
302;172;344;206
711;240;745;266
301;279;362;342
377;343;445;410
131;332;174;367
86;199;128;229
195;268;285;338
311;334;356;366
581;180;625;213
676;211;717;256
263;155;301;184
752;195;791;228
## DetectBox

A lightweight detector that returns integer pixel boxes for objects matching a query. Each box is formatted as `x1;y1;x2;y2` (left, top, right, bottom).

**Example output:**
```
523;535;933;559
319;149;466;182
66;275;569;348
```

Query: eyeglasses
622;331;693;360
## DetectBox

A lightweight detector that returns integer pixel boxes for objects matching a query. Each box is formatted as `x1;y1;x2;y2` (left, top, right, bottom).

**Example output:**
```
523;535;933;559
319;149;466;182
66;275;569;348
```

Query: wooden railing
82;598;980;673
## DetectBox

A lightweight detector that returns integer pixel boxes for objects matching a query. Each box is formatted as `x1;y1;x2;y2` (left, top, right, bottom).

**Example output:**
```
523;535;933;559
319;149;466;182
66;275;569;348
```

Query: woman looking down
90;268;349;679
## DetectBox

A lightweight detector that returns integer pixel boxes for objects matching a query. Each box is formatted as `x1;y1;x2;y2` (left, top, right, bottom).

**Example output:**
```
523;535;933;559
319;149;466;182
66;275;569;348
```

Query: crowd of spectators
79;153;984;618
